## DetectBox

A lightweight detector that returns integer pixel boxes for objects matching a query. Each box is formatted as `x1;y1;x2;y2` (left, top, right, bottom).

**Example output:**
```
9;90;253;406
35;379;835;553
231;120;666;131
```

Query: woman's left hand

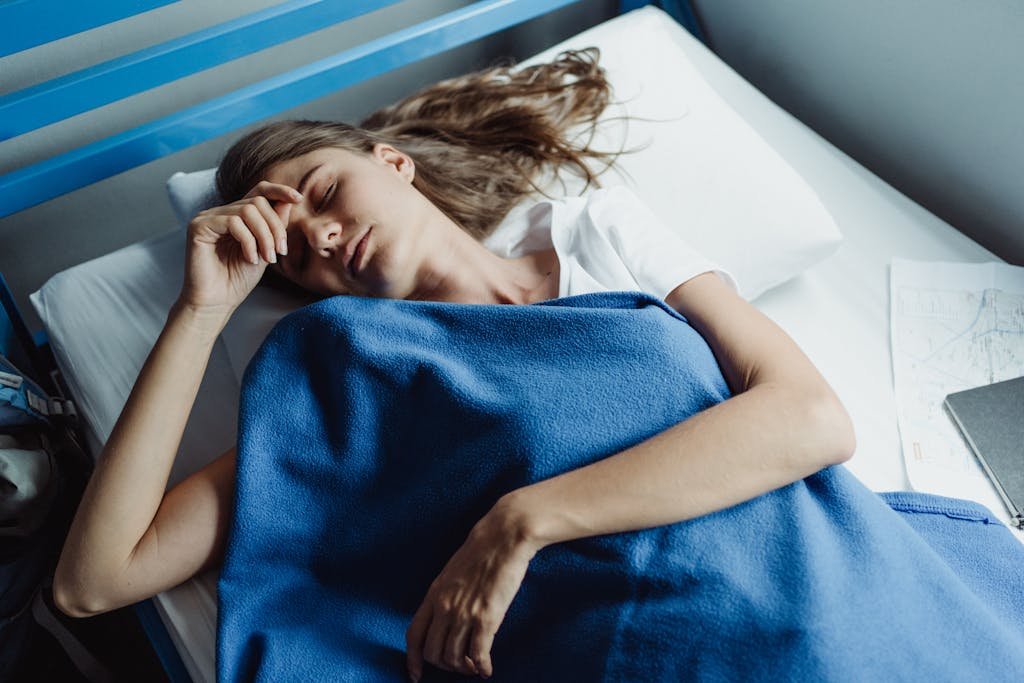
406;499;542;681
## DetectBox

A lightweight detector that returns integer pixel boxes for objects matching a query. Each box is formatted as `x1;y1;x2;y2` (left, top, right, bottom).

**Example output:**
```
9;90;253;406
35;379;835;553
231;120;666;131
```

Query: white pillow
169;6;841;302
166;167;218;225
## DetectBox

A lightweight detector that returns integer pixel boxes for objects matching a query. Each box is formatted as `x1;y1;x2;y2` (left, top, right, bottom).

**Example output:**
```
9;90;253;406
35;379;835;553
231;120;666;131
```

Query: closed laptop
944;376;1024;528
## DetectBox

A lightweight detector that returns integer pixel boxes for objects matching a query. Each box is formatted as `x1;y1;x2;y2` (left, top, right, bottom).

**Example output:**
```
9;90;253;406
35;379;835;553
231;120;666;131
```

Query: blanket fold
217;291;1024;682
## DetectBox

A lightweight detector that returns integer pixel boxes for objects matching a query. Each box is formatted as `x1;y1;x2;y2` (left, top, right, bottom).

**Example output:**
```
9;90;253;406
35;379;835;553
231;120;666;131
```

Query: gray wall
0;0;615;329
691;0;1024;265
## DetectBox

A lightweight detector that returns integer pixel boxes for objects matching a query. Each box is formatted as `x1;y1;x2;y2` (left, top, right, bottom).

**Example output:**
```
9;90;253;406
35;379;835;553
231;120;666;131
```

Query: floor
9;588;171;683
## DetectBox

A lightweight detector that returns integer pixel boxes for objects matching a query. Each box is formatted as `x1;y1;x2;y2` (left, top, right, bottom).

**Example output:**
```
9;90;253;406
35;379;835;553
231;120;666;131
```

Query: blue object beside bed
219;291;1024;681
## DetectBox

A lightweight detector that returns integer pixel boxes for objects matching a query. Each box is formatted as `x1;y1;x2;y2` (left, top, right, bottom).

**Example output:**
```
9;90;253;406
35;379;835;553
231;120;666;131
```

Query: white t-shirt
485;186;740;300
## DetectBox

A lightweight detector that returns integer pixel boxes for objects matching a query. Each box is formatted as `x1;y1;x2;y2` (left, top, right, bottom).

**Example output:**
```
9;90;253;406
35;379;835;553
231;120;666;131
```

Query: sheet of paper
890;258;1024;528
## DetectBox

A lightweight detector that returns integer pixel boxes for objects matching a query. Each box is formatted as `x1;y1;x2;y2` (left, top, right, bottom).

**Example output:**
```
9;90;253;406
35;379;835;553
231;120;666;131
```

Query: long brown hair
215;47;620;241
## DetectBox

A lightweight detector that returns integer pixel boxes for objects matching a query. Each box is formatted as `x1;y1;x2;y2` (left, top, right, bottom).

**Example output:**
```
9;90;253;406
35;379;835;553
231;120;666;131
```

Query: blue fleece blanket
217;291;1024;682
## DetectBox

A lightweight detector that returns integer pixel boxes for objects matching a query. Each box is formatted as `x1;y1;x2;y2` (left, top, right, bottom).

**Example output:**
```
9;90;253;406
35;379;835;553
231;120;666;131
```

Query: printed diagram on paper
890;258;1024;520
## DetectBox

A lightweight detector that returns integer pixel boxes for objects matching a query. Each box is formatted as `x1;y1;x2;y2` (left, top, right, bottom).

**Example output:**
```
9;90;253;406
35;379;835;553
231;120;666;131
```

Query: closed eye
318;182;336;213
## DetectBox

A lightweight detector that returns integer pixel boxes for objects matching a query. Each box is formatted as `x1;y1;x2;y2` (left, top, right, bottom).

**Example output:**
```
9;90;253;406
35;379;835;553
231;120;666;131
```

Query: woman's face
262;144;428;299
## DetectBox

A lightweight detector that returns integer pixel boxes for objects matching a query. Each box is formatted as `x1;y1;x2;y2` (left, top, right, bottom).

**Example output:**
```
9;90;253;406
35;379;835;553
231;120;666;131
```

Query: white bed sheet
31;10;1012;683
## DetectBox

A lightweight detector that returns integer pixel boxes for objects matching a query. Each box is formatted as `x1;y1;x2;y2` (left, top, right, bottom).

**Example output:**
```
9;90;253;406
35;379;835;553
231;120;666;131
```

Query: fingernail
291;190;303;200
250;254;259;265
278;238;288;255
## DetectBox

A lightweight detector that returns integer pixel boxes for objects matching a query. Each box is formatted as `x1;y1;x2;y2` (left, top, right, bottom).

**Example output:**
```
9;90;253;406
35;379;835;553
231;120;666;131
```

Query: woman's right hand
178;181;303;316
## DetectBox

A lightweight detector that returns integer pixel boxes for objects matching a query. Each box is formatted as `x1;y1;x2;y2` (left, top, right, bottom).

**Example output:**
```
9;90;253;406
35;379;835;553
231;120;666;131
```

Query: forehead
264;147;363;186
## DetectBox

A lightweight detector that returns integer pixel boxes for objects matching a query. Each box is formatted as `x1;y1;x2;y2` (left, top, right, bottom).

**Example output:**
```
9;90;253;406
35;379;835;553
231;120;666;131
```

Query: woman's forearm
500;381;855;550
54;300;230;608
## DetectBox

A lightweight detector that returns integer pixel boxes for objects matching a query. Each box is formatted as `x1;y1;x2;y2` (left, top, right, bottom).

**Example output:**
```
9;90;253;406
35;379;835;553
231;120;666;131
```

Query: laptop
944;376;1024;529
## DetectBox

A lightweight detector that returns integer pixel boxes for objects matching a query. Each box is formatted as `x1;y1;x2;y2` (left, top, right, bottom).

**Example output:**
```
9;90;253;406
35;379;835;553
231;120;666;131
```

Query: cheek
305;262;347;296
363;231;415;292
366;234;399;278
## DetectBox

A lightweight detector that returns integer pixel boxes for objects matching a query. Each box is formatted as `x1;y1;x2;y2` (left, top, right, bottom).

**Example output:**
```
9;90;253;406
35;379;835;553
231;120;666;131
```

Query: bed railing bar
0;0;403;142
0;0;180;58
0;271;55;392
660;0;706;43
619;0;703;43
0;0;583;219
618;0;650;12
0;273;20;359
133;600;192;683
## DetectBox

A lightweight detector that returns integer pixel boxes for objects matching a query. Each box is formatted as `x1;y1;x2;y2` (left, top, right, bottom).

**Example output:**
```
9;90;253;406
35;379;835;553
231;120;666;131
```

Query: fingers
444;620;477;675
249;197;296;262
468;621;495;678
233;203;278;264
275;202;293;255
407;606;479;682
190;184;299;266
242;180;303;204
225;216;262;266
243;182;300;259
406;604;430;683
423;615;452;673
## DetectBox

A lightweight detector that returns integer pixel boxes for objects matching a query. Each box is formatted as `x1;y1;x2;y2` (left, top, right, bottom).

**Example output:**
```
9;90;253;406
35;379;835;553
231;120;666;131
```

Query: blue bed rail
0;0;180;58
0;0;404;141
0;0;705;220
0;2;703;680
621;0;704;42
1;0;590;219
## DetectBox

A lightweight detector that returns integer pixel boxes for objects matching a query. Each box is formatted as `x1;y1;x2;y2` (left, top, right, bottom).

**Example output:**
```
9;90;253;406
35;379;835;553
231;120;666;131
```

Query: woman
52;49;855;681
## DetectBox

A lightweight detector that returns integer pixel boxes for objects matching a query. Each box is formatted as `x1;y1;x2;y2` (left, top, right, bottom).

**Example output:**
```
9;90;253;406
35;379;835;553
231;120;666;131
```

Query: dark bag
0;352;99;679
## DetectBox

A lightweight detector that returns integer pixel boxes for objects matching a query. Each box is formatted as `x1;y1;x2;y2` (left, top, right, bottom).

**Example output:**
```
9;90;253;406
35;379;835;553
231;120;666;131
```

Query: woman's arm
53;305;232;617
52;181;300;618
406;271;857;681
498;271;856;547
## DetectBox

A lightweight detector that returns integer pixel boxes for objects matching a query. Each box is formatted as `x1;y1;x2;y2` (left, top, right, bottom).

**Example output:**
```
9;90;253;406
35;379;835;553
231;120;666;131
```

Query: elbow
52;561;112;619
52;581;103;619
807;389;857;468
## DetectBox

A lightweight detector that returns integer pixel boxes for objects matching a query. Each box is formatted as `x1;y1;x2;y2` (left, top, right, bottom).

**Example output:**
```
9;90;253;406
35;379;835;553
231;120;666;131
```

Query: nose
291;207;342;257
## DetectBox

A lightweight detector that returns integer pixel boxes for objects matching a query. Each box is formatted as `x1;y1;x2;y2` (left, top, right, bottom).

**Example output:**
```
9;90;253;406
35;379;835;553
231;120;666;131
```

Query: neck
407;214;558;305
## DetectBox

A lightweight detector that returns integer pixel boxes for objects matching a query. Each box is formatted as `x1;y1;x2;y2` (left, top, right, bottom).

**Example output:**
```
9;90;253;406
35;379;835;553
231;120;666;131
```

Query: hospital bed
0;1;1012;680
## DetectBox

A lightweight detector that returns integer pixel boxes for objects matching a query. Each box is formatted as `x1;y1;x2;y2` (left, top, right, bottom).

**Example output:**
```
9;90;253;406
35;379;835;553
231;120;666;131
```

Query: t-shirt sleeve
583;186;742;300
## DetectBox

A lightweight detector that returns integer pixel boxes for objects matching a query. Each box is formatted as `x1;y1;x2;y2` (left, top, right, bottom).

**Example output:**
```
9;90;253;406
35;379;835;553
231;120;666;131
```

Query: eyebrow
297;163;323;197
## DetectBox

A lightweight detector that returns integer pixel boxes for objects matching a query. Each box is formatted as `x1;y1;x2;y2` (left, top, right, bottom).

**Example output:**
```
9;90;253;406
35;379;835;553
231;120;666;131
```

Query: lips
346;226;372;277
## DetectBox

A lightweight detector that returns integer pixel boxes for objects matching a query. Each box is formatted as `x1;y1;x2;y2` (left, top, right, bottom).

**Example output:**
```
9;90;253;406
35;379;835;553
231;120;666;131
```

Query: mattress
30;9;1010;683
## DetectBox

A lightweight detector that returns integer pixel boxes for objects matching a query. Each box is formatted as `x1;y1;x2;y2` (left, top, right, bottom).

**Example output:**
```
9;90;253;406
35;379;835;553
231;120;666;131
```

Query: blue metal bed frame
0;1;702;680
